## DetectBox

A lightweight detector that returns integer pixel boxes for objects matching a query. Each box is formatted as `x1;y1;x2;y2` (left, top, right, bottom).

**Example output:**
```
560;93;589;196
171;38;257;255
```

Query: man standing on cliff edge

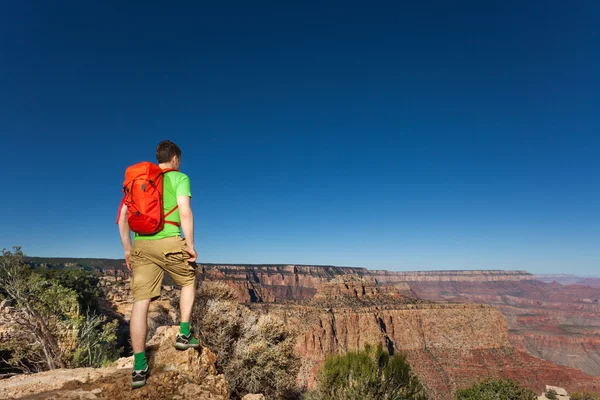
117;140;199;389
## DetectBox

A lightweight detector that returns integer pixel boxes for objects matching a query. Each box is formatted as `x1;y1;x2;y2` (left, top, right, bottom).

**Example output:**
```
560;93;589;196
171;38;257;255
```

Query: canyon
245;275;600;399
18;258;600;398
196;264;600;378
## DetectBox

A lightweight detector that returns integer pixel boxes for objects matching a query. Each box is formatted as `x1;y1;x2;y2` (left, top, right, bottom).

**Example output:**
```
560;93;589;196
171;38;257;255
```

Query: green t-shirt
134;170;191;241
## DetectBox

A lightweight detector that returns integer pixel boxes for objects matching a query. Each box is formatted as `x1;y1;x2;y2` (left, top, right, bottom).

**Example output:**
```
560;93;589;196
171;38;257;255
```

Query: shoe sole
132;368;149;389
174;342;200;350
132;381;147;389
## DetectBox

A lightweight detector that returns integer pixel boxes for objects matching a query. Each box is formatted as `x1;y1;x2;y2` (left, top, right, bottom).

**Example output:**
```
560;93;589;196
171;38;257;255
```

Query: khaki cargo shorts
130;236;196;301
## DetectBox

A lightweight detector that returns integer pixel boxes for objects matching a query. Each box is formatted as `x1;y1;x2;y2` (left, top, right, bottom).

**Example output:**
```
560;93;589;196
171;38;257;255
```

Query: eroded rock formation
199;265;600;378
251;277;600;399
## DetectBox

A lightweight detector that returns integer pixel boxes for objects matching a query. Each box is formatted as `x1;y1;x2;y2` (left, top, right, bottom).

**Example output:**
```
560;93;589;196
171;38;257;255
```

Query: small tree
0;247;119;372
455;378;536;400
306;344;428;400
37;267;101;312
545;388;558;399
70;312;120;368
0;248;78;370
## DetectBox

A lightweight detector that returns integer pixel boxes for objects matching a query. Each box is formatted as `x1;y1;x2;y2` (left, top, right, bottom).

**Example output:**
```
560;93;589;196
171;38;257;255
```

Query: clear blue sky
1;1;598;274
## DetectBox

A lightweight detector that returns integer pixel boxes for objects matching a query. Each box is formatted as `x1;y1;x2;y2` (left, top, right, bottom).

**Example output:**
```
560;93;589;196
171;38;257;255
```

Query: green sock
133;352;147;371
180;322;190;336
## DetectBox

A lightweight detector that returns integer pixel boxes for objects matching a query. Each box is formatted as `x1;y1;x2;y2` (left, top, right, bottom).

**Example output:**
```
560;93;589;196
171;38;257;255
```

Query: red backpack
116;162;179;235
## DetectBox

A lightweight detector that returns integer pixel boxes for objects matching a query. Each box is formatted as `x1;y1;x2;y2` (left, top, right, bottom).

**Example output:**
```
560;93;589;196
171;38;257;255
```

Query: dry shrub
192;281;300;399
196;281;238;308
225;314;300;399
197;298;246;367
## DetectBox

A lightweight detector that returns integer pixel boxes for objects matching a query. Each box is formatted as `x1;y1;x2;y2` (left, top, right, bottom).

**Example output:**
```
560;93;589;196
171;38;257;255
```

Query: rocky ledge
0;326;230;400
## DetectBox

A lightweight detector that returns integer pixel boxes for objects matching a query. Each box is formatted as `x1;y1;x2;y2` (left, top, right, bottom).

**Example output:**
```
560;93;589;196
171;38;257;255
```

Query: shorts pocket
130;249;143;269
164;245;188;263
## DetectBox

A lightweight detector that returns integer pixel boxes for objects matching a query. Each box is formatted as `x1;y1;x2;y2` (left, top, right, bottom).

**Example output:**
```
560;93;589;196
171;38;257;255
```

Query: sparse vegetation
571;392;600;400
455;378;536;400
545;388;558;399
36;267;102;312
305;344;428;400
70;312;120;368
191;281;301;399
0;247;119;372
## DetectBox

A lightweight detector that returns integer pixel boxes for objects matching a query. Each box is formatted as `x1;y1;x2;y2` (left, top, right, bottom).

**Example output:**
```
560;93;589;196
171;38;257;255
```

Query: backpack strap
165;206;178;218
164;206;180;227
162;169;180;227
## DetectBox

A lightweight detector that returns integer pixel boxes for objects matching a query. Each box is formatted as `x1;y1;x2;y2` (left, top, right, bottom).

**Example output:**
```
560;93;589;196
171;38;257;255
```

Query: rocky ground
0;326;232;400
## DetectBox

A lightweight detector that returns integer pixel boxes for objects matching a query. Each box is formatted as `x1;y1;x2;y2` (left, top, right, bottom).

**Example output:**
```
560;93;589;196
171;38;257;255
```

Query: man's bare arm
177;195;196;262
117;204;133;270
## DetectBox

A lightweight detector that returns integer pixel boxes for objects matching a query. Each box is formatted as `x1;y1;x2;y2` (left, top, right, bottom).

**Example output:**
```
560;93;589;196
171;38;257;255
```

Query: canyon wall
198;264;600;378
198;265;531;302
404;279;600;377
256;300;600;399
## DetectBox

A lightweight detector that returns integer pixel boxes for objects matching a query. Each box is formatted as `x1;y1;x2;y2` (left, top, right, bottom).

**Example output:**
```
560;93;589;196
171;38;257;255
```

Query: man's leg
130;299;151;367
164;236;199;349
179;281;196;323
128;241;162;388
175;280;200;349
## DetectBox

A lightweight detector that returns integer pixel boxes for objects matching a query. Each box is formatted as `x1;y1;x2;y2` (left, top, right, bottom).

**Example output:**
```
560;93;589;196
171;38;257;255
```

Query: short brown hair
156;140;182;163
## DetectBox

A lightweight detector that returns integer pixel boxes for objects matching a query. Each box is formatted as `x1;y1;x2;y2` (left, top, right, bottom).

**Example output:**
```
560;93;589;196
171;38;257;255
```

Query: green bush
70;312;120;368
0;247;119;372
306;344;428;400
37;267;101;312
455;378;536;400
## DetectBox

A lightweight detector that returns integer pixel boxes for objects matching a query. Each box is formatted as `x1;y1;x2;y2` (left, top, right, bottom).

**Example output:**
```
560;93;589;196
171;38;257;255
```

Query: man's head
156;140;182;169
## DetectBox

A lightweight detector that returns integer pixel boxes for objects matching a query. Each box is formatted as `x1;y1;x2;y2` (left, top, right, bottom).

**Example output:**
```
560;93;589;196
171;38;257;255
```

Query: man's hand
185;245;197;262
125;250;131;271
177;195;195;262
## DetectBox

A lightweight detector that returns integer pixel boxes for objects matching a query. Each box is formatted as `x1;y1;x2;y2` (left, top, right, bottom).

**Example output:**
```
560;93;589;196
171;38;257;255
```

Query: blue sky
1;1;598;274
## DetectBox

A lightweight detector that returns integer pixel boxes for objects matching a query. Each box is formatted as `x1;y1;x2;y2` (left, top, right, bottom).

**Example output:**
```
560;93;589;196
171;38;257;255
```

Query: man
117;140;198;389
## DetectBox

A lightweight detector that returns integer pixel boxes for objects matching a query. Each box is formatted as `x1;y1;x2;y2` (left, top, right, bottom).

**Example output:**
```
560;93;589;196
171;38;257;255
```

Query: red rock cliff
199;264;600;379
253;278;600;400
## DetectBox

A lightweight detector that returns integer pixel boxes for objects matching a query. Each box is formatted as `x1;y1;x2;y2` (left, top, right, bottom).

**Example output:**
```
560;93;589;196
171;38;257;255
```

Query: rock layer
257;301;600;399
198;264;600;378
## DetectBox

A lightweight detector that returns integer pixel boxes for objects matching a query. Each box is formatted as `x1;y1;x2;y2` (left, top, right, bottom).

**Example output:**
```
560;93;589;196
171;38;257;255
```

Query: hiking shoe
174;332;200;350
131;365;149;389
